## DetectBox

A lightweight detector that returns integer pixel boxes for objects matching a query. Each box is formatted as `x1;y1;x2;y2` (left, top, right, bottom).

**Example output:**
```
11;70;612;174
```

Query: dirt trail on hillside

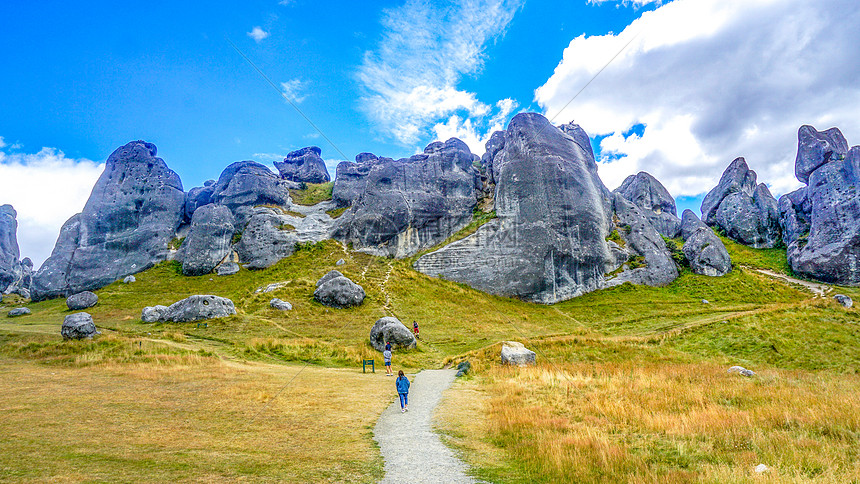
753;268;831;297
374;369;477;484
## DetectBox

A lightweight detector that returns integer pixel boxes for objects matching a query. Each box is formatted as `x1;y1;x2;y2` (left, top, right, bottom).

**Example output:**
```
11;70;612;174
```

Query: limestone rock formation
701;157;781;248
313;272;365;308
61;312;99;340
233;209;299;270
216;262;240;276
183;180;215;222
274;146;331;184
779;126;860;284
415;113;612;304
615;172;681;238
209;161;292;229
66;291;98;310
605;194;678;287
142;295;236;323
332;138;479;257
369;316;416;352
31;141;185;300
177;204;234;276
0;205;31;296
679;210;731;277
500;341;536;366
480;130;505;185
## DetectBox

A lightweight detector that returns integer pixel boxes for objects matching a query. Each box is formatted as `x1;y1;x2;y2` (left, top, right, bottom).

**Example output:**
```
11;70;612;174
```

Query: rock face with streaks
369;316;416;352
274;146;331;184
177;204;235;276
332;138;480;257
779;126;860;284
480;130;505;185
414;114;613;303
701;157;781;248
0;205;32;297
31;141;185;301
615;172;681;238
679;210;731;277
605;194;678;287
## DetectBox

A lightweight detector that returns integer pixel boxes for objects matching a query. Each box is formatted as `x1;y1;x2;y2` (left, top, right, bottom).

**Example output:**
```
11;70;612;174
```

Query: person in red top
412;321;420;340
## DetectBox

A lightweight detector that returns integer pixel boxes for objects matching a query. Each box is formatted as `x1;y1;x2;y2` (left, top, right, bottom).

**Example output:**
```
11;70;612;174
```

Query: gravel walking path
374;369;476;483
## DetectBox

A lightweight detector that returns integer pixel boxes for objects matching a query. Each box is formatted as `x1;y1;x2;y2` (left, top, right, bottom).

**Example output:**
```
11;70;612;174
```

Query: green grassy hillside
1;237;857;482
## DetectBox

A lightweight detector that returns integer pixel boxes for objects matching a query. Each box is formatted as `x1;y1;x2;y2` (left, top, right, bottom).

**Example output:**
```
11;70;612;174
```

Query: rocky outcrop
313;271;365;308
0;205;31;297
66;291;98;310
233;209;300;270
615;172;681;238
142;295;236;323
780;126;860;284
274;146;331;184
369;316;416;351
61;312;99;339
415;113;612;304
31;141;185;301
679;210;731;277
177;204;234;276
605;194;678;287
480;130;505;185
701;157;781;248
209;161;292;229
7;307;30;317
332;138;479;257
216;262;239;276
183;180;215;222
500;341;536;366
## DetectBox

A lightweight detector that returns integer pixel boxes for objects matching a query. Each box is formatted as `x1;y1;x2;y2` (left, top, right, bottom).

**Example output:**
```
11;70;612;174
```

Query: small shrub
231;232;242;244
277;223;295;231
662;236;687;267
168;237;185;250
294;241;326;252
606;229;625;247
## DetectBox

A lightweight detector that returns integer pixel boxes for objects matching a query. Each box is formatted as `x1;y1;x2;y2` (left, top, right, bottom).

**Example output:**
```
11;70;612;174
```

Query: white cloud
588;0;663;7
433;98;519;154
535;0;860;201
0;137;5;149
247;26;270;43
358;0;524;147
280;78;309;103
0;145;104;267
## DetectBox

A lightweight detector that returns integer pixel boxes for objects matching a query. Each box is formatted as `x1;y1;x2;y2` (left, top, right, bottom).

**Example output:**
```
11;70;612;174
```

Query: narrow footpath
373;369;476;484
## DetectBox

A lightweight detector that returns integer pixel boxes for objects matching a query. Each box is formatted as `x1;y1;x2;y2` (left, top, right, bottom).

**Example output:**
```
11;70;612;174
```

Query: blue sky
2;0;859;264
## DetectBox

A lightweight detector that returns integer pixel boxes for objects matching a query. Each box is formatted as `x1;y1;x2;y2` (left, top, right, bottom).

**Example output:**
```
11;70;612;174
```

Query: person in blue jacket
395;370;410;412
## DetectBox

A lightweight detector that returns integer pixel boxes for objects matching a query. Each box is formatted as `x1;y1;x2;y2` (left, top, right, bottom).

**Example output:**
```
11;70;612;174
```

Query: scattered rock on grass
7;307;30;317
834;294;853;308
61;312;100;340
66;291;98;310
755;464;769;473
369;317;416;351
456;361;471;377
142;295;236;323
501;341;536;366
701;299;710;304
141;305;168;323
255;282;289;293
216;262;240;276
314;272;365;308
336;258;345;266
123;275;136;284
727;365;755;377
270;298;292;311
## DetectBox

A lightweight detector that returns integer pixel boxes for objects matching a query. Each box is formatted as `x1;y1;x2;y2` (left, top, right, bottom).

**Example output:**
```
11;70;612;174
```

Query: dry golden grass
0;354;392;483
438;359;860;483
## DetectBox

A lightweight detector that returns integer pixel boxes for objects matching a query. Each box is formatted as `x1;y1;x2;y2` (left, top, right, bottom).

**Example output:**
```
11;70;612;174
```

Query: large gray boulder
680;210;731;277
209;161;292;229
177;204;234;276
332;138;480;257
795;125;849;184
606;194;678;287
31;141;185;301
369;316;416;351
780;126;860;284
615;172;681;238
500;341;536;366
834;294;853;308
700;157;781;248
143;295;236;323
66;291;98;310
415;113;612;304
7;307;30;317
274;146;331;184
313;273;365;308
61;312;99;340
233;209;299;270
480;130;505;185
316;270;344;287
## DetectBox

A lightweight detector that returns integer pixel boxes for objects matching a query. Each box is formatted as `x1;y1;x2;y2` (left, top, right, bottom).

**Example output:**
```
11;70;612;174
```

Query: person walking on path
383;346;393;376
396;370;410;412
412;321;420;340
